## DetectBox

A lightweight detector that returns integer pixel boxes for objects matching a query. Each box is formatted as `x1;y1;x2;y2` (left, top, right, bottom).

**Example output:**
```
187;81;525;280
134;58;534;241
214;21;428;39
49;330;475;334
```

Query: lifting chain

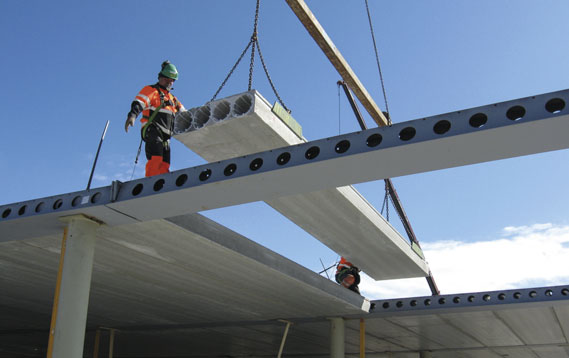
380;182;390;221
364;0;391;125
211;0;290;113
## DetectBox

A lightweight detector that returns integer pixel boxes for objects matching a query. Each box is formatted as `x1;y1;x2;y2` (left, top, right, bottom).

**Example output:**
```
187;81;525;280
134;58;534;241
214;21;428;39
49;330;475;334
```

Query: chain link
210;40;253;102
210;0;289;112
256;37;290;112
248;0;261;91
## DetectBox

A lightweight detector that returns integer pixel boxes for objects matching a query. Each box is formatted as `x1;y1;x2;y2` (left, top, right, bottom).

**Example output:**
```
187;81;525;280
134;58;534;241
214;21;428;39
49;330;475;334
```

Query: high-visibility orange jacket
133;84;185;137
336;257;354;272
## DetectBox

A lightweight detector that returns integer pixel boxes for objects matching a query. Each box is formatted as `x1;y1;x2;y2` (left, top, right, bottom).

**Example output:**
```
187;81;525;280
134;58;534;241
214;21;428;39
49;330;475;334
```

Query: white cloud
361;223;569;299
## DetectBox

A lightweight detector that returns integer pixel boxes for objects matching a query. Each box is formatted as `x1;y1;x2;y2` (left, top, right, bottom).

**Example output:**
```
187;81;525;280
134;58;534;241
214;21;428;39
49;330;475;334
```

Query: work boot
146;156;163;177
159;161;170;174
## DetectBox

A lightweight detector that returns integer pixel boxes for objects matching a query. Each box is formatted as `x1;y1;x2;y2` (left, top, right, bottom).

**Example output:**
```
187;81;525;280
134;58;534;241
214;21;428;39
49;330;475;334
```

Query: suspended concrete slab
174;90;428;280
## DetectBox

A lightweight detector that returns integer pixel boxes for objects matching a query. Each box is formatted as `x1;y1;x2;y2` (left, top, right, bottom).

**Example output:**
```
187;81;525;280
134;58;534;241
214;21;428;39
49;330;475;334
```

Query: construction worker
125;61;186;177
335;257;361;294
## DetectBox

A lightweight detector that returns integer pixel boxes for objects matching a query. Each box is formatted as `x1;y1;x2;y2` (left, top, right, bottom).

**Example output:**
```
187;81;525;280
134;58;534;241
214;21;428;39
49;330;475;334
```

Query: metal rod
46;227;68;358
319;258;331;279
277;320;292;358
338;81;440;295
87;120;110;190
338;81;367;130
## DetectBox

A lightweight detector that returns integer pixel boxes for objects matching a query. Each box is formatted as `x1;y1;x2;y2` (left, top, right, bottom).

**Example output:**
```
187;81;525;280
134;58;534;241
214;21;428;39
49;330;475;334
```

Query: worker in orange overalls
125;61;186;177
335;257;361;294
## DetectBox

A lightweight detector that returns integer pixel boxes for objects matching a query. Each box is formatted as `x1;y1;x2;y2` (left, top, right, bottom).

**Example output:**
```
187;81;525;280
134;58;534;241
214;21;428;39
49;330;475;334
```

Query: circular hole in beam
438;298;446;305
277;152;291;165
483;294;491;301
366;133;382;147
561;288;569;296
72;196;82;207
305;146;320;160
433;120;451;134
199;169;212;181
529;291;537;298
396;301;403;308
2;208;11;218
176;174;188;187
424;299;431;306
513;292;521;299
53;199;63;210
249;158;263;171
469;113;488;128
335;140;350;154
545;98;565;113
545;289;553;297
382;302;389;309
468;295;475;302
91;192;101;204
410;300;417;307
18;205;27;216
35;202;45;213
132;184;144;196
498;293;506;300
153;179;165;192
399;127;416;141
453;297;460;304
224;164;237;176
506;105;526;121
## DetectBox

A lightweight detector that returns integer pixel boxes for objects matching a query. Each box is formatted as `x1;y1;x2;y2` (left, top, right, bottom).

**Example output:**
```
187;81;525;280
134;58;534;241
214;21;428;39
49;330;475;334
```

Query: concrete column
48;215;100;358
330;317;345;358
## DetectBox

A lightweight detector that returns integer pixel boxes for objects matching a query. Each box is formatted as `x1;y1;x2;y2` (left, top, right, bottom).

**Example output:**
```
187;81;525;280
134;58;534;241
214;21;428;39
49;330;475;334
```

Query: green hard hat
160;62;179;80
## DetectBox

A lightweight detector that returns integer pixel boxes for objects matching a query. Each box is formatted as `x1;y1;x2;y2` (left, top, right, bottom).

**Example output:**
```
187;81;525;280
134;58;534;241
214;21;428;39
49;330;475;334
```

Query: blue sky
2;1;569;298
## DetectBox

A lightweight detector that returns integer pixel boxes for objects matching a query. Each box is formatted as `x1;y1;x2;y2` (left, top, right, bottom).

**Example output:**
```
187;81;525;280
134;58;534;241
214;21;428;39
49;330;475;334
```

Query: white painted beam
1;90;568;285
174;91;427;280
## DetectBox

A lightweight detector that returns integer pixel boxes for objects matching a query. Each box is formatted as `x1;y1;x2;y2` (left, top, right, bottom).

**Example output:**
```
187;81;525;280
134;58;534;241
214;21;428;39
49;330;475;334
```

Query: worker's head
158;60;178;89
341;274;355;288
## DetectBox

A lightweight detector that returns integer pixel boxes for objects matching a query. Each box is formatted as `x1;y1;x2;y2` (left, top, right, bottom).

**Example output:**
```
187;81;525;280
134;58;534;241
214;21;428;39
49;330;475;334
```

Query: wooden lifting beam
285;0;389;126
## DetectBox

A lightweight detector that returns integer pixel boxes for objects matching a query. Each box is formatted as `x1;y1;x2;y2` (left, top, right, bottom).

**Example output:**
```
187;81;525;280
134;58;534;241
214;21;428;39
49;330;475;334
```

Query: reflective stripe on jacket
336;257;354;272
134;85;185;136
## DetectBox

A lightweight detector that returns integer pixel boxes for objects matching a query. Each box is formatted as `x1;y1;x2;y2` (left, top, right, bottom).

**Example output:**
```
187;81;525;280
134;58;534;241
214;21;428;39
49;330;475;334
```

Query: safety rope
210;0;290;113
364;0;391;125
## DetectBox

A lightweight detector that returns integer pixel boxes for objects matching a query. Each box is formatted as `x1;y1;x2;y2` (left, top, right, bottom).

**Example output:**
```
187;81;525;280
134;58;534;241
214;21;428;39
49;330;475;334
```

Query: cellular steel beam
285;0;389;126
1;89;568;258
174;91;427;280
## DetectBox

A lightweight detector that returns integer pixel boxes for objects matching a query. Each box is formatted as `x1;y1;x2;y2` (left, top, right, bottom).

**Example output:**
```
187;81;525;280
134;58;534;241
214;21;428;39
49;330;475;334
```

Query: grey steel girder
1;89;568;246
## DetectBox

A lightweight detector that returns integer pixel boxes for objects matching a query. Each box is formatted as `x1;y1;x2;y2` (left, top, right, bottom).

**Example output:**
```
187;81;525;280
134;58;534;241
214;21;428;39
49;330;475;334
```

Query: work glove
125;113;136;133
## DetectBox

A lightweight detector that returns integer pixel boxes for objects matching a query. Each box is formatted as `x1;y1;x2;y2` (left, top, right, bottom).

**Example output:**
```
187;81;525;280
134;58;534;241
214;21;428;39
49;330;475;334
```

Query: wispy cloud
361;223;569;299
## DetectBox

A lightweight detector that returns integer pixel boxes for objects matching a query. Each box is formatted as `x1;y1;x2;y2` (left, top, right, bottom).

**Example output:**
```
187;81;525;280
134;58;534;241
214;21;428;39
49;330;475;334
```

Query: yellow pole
109;328;116;358
360;318;365;358
93;328;101;358
46;227;68;358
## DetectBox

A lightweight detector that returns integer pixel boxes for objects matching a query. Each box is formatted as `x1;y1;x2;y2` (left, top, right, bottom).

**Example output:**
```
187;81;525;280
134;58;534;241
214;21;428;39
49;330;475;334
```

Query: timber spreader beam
285;0;389;126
